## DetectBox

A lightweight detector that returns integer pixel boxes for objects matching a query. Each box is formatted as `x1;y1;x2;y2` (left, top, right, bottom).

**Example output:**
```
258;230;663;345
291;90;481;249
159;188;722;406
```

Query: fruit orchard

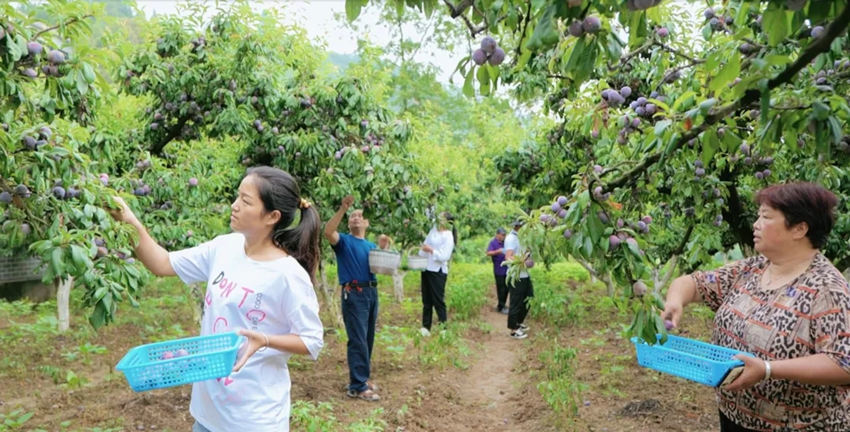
1;1;452;329
2;0;850;430
347;0;850;343
2;0;850;340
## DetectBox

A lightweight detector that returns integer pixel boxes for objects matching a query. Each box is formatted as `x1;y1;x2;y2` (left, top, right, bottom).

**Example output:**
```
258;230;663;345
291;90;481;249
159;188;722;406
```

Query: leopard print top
692;253;850;430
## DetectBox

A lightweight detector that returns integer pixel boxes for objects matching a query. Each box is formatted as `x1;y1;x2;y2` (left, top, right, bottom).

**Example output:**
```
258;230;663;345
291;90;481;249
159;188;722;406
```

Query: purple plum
472;49;487;65
488;48;506;66
480;36;497;54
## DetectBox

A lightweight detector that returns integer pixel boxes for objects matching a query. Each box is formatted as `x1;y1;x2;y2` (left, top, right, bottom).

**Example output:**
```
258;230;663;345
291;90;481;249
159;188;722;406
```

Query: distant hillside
327;52;359;73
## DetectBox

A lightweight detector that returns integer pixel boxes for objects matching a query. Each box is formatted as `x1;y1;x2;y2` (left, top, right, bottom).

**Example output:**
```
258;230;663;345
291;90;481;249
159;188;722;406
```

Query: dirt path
456;308;521;425
412;306;552;432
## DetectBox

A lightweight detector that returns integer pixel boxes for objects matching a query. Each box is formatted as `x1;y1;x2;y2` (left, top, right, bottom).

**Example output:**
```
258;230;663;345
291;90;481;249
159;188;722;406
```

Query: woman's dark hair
440;211;458;247
246;166;320;282
755;182;838;249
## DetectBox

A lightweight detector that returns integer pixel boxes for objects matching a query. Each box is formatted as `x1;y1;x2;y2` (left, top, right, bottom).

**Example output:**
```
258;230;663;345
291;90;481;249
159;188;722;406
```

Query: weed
0;409;34;431
536;345;586;428
290;400;339;431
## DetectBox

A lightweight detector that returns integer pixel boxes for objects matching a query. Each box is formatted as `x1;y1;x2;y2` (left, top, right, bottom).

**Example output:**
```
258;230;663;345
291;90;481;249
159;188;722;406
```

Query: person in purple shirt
486;227;509;314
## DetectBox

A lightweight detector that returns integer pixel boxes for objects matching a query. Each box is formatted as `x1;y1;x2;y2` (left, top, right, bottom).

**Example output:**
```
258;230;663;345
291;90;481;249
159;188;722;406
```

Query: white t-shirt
419;227;454;274
169;233;324;432
504;230;529;279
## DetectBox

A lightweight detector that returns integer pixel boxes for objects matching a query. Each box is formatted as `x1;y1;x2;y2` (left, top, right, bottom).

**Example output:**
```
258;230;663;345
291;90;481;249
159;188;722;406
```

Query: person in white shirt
110;166;324;432
418;211;456;336
504;219;533;340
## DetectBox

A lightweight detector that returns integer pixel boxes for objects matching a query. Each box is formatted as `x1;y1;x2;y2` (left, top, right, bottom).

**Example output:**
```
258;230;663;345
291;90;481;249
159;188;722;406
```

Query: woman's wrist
258;332;270;352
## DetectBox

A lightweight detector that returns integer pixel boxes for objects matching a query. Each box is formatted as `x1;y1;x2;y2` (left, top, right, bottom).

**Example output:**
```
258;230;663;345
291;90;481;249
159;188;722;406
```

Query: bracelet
763;360;771;381
258;332;270;352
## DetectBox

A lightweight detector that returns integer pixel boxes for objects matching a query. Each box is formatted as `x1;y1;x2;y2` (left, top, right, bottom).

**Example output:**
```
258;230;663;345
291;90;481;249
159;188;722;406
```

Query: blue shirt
332;233;376;285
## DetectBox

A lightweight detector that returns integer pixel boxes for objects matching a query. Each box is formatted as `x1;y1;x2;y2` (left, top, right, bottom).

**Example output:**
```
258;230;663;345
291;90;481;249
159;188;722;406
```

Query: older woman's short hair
755;182;838;249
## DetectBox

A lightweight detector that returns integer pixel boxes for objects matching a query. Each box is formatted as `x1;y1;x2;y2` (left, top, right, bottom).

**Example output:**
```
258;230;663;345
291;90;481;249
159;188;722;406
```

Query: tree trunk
56;277;73;332
392;270;405;303
319;265;343;329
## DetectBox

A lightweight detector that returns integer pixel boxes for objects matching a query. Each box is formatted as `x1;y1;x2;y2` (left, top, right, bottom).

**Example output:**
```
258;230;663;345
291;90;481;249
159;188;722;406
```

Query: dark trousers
341;285;378;393
494;274;508;310
421;270;447;330
719;410;756;432
507;277;533;330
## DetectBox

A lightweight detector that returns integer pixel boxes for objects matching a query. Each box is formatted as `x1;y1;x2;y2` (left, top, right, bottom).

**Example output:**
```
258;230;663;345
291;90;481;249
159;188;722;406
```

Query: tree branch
442;0;487;35
672;224;694;257
33;14;94;40
151;116;189;156
514;1;532;61
603;2;850;193
660;43;703;64
443;0;473;18
609;42;652;71
575;258;615;296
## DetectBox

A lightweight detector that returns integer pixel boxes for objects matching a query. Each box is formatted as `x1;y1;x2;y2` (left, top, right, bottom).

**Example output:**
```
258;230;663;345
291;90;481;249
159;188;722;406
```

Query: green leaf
709;51;740;92
526;5;559;50
17;411;34;423
654;120;671;136
8;34;25;61
51;247;66;277
626;239;642;257
345;0;366;22
701;130;719;162
76;71;89;95
627;11;647;49
812;101;830;120
487;64;500;81
70;245;89;273
89;302;107;329
827;116;843;145
671;91;696;113
765;54;792;67
633;308;645;341
82;63;96;83
477;65;491;96
759;80;770;122
462;68;475;97
698;98;717;113
762;5;789;46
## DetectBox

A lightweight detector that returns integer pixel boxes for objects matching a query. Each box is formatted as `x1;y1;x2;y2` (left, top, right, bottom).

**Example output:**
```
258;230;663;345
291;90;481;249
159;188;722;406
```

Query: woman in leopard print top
663;182;850;431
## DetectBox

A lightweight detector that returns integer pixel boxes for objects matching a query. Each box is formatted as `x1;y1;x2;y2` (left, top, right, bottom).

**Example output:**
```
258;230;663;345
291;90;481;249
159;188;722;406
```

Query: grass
0;258;647;430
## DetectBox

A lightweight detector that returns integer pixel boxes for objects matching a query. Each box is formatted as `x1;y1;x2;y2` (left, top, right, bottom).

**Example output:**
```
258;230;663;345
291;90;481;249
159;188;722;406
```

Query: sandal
346;388;380;401
367;381;379;392
342;381;379;393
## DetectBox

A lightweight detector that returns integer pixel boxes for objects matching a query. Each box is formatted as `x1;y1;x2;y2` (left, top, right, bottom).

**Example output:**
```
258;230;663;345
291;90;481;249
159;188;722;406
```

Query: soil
0;282;722;432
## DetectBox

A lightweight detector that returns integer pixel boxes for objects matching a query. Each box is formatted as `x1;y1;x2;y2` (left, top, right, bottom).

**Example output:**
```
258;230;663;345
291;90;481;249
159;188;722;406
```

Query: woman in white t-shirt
418;211;456;336
111;166;324;432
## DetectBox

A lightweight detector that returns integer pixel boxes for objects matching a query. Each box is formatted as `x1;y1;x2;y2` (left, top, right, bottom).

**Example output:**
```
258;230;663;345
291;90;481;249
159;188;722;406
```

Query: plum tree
343;0;850;343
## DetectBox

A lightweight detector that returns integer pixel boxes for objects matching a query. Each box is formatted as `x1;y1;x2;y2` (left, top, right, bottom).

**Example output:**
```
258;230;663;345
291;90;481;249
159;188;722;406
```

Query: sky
135;1;468;84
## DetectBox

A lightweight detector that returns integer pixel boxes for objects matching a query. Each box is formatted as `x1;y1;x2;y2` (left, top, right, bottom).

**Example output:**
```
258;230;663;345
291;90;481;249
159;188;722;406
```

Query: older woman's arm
772;355;850;385
727;353;850;391
662;275;703;328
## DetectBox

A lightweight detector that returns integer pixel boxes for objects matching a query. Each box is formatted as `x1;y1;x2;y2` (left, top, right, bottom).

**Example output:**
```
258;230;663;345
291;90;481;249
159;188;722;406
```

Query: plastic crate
631;334;754;387
116;332;242;392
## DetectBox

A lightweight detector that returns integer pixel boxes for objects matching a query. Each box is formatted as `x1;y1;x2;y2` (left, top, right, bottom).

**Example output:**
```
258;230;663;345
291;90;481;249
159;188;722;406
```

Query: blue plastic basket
631;334;754;387
116;332;242;392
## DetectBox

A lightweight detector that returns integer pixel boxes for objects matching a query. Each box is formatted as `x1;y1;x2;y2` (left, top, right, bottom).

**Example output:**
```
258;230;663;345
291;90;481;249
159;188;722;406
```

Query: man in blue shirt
486;227;509;314
324;195;380;401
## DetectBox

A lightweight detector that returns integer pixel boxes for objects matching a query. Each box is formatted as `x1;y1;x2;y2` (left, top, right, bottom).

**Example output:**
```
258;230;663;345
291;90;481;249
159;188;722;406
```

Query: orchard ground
1;262;720;431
